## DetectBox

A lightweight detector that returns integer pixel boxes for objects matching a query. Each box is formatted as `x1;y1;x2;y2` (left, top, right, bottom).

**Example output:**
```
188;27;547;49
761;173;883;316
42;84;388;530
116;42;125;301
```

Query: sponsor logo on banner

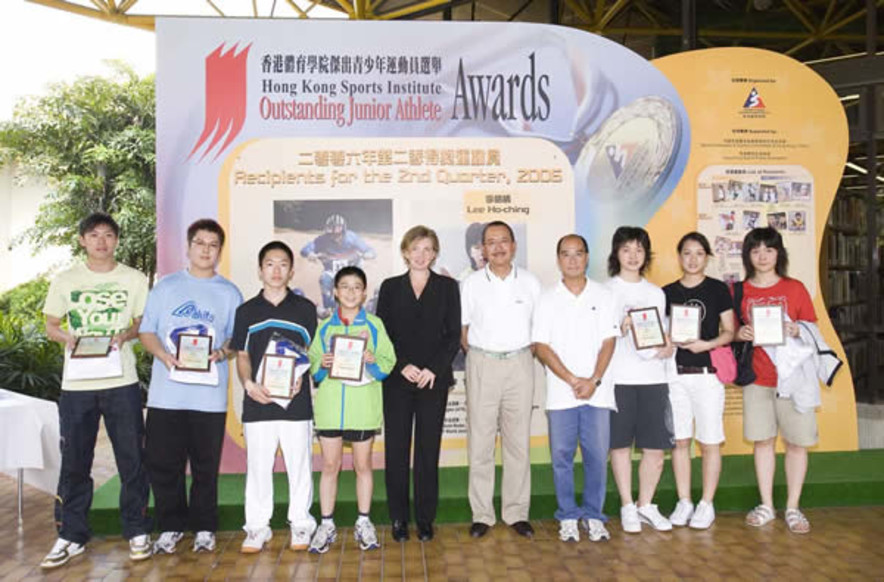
189;43;252;161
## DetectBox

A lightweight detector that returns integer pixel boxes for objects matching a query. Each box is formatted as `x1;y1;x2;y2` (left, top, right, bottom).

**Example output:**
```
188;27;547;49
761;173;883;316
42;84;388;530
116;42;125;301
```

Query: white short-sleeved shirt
461;264;541;352
605;276;669;385
532;279;620;411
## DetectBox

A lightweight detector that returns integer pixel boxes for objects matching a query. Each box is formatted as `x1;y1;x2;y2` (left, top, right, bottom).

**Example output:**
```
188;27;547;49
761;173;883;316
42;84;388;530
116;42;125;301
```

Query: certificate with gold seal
175;333;213;372
669;304;701;344
261;354;297;399
628;307;666;350
71;335;113;358
751;304;785;346
329;335;367;382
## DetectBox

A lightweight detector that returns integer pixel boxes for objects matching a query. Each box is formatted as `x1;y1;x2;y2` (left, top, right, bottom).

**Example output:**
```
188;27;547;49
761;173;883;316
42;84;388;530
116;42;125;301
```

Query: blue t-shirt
140;269;243;412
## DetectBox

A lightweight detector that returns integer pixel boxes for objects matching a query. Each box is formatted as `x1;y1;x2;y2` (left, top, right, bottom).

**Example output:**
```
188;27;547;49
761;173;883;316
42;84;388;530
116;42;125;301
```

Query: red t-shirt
738;278;816;387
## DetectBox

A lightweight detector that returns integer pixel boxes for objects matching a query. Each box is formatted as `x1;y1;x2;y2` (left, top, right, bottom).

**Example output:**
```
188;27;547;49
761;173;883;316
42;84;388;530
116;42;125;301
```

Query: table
0;389;60;526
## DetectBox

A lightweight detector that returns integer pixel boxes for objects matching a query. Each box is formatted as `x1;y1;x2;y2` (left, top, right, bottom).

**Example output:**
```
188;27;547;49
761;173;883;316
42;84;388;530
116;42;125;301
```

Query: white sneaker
308;522;337;554
290;526;313;551
558;519;580;542
193;531;216;553
689;500;716;530
637;504;673;531
620;504;641;534
669;499;695;527
240;526;272;554
581;518;611;542
354;519;380;551
40;538;85;569
153;531;184;555
128;534;152;561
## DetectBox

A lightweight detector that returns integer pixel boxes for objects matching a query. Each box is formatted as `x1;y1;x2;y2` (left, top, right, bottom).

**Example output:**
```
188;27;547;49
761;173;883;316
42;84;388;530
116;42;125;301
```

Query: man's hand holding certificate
751;305;785;346
628;307;666;350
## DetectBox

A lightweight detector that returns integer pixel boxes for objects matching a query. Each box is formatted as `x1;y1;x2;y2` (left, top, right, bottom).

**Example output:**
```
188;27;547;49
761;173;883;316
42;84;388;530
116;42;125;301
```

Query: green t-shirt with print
43;261;148;391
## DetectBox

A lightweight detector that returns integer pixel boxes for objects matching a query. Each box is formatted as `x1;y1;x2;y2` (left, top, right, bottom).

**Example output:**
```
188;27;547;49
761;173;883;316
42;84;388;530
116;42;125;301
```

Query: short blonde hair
400;225;440;266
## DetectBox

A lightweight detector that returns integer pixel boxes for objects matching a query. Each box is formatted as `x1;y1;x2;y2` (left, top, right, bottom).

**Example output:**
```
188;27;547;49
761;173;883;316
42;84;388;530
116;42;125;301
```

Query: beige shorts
742;384;818;447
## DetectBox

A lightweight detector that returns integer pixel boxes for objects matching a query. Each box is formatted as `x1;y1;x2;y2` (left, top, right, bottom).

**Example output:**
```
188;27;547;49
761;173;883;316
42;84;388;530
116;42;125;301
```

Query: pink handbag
710;346;737;384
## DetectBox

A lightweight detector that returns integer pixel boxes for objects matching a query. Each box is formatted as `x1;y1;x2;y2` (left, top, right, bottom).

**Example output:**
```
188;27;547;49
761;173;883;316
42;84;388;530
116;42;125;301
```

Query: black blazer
376;270;461;390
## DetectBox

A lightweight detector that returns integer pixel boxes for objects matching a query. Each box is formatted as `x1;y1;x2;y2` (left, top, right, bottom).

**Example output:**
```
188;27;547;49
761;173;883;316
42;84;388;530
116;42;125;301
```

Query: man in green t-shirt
39;213;152;569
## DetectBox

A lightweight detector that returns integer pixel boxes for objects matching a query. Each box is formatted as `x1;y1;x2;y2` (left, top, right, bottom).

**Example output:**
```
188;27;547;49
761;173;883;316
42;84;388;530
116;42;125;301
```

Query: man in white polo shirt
532;234;619;543
460;221;541;538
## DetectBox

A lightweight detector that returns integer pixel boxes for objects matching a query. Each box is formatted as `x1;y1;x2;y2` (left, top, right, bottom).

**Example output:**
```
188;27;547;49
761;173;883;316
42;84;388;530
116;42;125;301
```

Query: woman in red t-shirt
733;227;817;534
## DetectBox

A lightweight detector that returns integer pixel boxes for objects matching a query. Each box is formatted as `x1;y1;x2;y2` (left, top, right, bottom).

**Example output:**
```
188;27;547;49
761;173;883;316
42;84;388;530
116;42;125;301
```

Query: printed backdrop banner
156;19;691;471
652;48;856;453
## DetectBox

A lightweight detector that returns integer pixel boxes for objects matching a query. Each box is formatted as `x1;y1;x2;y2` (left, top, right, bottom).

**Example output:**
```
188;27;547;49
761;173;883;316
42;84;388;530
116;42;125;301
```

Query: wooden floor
2;473;884;581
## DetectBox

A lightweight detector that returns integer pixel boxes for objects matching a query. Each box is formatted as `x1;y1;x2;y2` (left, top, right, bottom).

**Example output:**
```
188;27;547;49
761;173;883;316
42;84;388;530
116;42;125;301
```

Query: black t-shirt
663;277;733;368
231;290;317;422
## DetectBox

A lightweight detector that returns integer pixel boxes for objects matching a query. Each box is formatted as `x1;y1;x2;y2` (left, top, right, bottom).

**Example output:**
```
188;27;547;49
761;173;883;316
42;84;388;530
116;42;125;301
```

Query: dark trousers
144;408;226;533
56;383;150;544
383;382;449;525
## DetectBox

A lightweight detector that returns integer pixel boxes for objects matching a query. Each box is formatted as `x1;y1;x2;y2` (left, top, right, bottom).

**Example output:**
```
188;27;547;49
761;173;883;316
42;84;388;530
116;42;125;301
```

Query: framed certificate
71;335;113;358
628;307;666;350
669;304;701;344
329;335;367;382
751;304;785;346
261;354;297;398
176;333;213;372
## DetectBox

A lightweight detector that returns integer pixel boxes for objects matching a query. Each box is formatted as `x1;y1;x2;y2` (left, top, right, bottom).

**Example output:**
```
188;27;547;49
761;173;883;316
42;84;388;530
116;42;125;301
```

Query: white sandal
745;504;775;527
785;508;811;534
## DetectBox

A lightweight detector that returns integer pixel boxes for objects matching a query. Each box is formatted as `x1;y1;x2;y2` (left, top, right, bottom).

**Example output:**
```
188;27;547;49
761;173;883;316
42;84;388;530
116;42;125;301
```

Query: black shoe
469;522;490;538
417;522;434;542
391;520;409;542
511;521;534;538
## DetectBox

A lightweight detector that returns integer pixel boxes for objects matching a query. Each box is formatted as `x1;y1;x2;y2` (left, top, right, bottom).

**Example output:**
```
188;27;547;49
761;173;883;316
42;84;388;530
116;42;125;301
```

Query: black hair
677;231;713;256
556;234;589;254
187;218;226;248
481;220;515;244
464;222;485;268
78;212;120;237
607;226;652;277
258;240;294;266
742;227;789;279
334;265;367;288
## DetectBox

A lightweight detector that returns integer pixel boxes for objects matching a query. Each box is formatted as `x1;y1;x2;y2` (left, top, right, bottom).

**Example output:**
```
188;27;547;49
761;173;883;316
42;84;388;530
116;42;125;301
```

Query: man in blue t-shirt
139;219;242;556
299;214;375;314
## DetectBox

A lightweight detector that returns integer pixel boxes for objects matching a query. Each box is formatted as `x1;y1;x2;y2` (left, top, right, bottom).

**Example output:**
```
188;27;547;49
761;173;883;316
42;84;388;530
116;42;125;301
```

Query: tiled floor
3;478;884;581
2;424;884;580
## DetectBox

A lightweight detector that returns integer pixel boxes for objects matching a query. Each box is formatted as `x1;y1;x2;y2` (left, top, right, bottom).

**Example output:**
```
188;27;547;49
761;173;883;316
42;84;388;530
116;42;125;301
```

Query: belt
468;345;531;360
677;365;717;375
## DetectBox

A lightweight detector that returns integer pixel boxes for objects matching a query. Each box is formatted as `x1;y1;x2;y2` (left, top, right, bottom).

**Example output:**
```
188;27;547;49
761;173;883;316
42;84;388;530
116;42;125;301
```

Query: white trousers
243;420;316;531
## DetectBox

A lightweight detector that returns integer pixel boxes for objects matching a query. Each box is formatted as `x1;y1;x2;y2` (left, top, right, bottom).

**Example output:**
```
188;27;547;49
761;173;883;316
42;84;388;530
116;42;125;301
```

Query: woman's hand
736;325;754;342
321;352;334;369
401;364;421;383
244;379;273;404
416;368;436;389
785;321;800;338
620;315;632;337
680;339;712;354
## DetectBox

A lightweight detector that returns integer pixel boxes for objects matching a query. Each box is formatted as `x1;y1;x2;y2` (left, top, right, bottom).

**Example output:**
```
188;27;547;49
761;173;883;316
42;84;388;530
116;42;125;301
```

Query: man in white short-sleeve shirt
460;221;541;539
532;234;618;543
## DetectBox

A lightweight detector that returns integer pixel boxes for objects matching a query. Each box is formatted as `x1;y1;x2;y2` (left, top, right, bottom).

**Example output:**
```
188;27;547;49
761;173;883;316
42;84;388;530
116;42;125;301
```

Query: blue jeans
56;383;151;544
548;405;610;522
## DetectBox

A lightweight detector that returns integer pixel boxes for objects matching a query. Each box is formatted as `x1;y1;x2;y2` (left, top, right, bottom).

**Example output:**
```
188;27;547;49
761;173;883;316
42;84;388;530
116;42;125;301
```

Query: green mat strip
89;450;884;535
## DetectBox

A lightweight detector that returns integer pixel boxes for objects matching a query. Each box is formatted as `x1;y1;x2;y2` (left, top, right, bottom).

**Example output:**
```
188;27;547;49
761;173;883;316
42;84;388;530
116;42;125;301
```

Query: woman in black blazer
376;225;461;542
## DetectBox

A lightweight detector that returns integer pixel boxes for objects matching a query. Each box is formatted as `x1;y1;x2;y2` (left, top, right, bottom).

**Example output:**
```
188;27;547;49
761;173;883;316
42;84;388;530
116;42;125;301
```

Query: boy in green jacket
308;266;396;553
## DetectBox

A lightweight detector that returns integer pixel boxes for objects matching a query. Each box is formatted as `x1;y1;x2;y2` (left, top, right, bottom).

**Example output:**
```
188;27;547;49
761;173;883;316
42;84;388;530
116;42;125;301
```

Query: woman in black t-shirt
662;232;734;530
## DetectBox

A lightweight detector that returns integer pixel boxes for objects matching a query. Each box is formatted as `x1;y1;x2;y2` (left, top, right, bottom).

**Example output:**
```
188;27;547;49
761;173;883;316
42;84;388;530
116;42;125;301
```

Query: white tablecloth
0;388;60;494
